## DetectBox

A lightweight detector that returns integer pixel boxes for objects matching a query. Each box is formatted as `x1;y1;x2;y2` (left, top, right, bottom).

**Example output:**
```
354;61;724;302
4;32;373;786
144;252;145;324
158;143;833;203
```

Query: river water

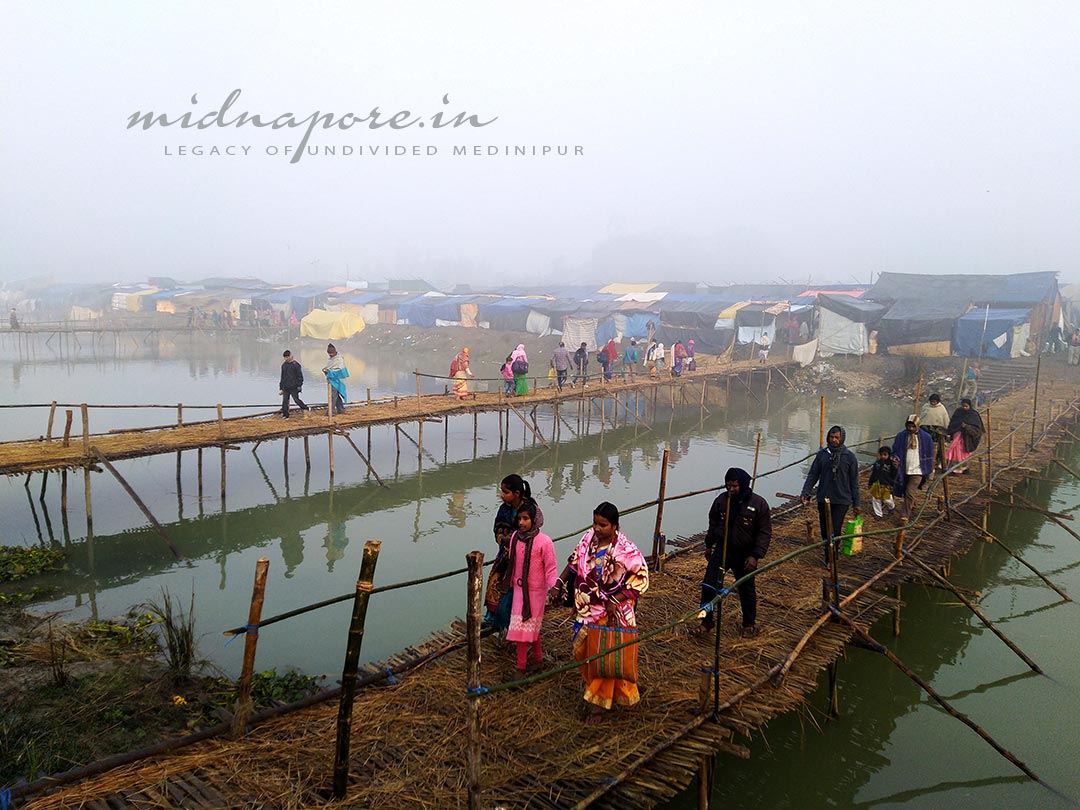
1;332;1077;808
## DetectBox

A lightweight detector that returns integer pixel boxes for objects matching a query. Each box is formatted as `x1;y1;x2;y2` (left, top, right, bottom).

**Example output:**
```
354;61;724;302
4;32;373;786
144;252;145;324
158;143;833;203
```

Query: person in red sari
550;502;649;723
945;398;984;474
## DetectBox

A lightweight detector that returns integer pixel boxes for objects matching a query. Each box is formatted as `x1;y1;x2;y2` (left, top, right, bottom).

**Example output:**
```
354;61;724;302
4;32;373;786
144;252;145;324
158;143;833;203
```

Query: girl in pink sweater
504;502;558;675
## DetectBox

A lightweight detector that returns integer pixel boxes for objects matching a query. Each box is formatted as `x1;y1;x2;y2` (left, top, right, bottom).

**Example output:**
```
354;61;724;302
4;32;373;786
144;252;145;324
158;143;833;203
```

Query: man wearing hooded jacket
699;468;771;638
801;425;861;562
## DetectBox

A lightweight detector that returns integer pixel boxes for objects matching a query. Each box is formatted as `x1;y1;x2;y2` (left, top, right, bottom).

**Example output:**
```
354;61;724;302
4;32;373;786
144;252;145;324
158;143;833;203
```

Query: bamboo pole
304;435;311;471
906;553;1042;673
986;403;993;485
465;550;485;810
177;403;183;427
46;400;57;439
712;497;732;720
332;540;382;799
220;446;227;503
62;409;72;447
339;430;386;486
893;519;907;636
831;609;1047;786
823;497;840;718
231;557;270;739
652;447;670;564
81;404;92;535
327;383;335;479
216;404;224;438
90;447;186;561
950;507;1071;602
1031;354;1041;446
913;371;923;414
1012;490;1080;542
751;432;762;485
819;395;826;447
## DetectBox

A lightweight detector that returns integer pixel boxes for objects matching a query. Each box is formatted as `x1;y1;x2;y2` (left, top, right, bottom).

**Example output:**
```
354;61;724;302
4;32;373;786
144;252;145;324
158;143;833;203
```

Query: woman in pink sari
945;398;984;474
550;502;649;722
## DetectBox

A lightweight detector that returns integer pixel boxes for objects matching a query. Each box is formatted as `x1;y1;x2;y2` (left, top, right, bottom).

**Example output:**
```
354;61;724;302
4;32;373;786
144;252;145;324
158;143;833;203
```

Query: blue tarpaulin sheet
953;308;1030;359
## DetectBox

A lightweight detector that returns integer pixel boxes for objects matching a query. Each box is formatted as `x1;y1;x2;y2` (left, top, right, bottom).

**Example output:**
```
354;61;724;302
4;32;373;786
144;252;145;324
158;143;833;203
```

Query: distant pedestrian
1069;329;1080;366
645;341;657;376
603;339;618;381
891;415;934;520
278;350;309;418
800;425;861;561
672;341;687;376
686;339;696;372
622;340;638;379
9;308;19;330
450;347;473;400
921;393;950;470
698;467;771;638
867;447;897;517
572;342;589;386
322;343;349;415
758;333;771;364
654;342;666;375
551;342;571;391
501;354;515;395
511;344;529;396
597;345;612;382
945;399;984;474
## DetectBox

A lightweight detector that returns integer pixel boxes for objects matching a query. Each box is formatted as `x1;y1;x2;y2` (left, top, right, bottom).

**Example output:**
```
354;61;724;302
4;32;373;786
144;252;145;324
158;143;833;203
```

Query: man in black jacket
800;424;860;561
699;467;772;638
279;350;309;418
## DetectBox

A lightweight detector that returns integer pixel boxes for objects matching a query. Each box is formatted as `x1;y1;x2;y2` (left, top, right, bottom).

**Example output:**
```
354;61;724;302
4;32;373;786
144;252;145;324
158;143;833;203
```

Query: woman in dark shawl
945;398;984;473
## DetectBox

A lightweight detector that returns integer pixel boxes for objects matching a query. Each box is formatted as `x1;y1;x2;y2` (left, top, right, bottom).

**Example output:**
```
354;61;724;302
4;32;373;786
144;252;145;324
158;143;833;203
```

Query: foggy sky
2;2;1078;288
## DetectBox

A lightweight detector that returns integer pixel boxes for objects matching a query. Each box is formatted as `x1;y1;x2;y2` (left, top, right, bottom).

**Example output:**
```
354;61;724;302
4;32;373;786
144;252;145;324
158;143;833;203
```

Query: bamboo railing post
231;557;270;739
216;404;224;438
46;400;57;439
893;519;907;637
81;404;92;534
652;446;670;566
1031;354;1041;447
823;497;840;718
819;395;826;447
220;446;227;504
465;550;485;810
304;435;311;471
712;501;732;720
327;383;335;478
62;409;73;447
913;371;923;414
177;403;183;427
332;540;382;799
751;432;762;484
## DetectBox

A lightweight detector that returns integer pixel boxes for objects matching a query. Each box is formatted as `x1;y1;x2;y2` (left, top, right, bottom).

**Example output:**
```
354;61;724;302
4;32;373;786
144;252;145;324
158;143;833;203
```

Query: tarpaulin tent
562;317;598;351
817;294;887;357
953;308;1031;359
734;304;776;345
875;298;969;355
477;298;535;331
300;309;365;340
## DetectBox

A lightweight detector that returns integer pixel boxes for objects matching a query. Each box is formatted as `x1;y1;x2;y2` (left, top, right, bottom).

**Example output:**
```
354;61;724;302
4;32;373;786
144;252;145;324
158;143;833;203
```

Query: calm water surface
2;332;1077;808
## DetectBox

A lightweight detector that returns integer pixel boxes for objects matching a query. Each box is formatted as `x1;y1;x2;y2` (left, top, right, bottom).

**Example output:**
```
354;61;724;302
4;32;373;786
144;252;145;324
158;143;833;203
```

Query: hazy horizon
3;2;1078;288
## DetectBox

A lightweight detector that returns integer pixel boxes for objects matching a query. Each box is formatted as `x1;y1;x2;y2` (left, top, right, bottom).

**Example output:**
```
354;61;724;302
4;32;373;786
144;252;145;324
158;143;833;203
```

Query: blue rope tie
1;787;11;810
700;667;719;674
224;624;260;647
698;603;714;614
466;685;489;696
602;777;618;785
702;582;730;597
384;668;398;685
822;580;839;590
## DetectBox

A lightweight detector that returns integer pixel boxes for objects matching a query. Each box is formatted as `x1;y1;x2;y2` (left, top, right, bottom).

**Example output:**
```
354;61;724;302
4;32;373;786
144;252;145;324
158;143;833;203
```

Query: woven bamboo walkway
13;370;1078;809
0;355;790;476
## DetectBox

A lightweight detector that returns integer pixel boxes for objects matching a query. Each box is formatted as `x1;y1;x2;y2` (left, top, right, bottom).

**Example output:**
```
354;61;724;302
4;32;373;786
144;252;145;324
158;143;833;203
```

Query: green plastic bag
841;516;864;555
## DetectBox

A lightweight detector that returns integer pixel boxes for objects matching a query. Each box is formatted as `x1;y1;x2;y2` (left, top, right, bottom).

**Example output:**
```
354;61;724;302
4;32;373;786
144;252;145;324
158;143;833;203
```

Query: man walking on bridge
699;467;771;638
800;425;860;562
279;350;309;418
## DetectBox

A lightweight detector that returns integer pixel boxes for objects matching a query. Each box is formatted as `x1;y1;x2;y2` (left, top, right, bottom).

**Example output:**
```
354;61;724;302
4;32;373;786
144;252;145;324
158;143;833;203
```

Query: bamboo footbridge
8;362;1080;809
0;354;790;478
